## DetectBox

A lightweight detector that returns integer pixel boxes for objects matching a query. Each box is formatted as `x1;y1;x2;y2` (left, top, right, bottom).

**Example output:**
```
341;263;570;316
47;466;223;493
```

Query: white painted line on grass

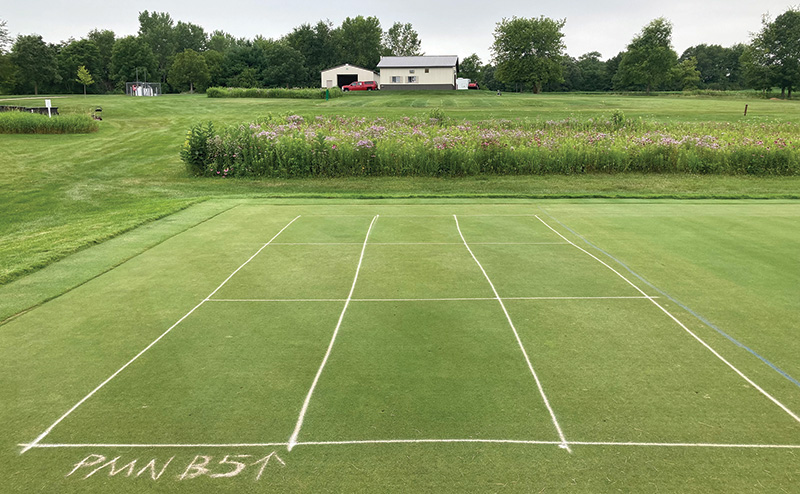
20;442;290;449
296;439;562;447
287;215;379;451
208;296;657;303
376;214;551;217
209;299;349;302
271;242;568;246
454;215;571;453
25;439;800;450
19;216;302;455
295;439;800;450
567;441;800;449
534;215;800;426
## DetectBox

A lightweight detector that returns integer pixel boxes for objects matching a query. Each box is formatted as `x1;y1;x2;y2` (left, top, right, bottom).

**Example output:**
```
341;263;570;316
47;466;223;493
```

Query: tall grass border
0;111;99;134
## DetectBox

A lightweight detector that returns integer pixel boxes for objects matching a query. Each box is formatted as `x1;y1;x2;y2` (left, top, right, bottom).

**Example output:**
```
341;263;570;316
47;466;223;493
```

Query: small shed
320;64;380;89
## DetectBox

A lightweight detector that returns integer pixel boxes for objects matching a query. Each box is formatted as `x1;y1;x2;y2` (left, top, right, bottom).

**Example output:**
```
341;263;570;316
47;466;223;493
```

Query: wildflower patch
181;114;800;177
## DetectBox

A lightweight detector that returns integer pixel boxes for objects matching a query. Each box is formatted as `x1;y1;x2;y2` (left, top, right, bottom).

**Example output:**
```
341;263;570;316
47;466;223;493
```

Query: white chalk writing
68;452;284;482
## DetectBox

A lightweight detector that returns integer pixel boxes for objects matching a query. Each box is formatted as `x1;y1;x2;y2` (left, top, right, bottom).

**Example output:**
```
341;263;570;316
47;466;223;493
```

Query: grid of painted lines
22;212;800;453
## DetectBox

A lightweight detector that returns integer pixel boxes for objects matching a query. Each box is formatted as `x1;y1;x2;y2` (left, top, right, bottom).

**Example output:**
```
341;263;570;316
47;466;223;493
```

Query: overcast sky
2;1;794;62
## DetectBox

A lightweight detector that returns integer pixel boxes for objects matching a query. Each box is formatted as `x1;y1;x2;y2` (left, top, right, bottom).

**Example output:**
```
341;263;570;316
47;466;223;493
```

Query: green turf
3;199;799;492
3;92;800;286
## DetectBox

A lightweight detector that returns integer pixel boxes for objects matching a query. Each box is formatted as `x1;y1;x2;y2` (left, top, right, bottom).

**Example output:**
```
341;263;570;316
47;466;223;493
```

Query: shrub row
0;111;99;134
181;114;800;178
206;86;343;99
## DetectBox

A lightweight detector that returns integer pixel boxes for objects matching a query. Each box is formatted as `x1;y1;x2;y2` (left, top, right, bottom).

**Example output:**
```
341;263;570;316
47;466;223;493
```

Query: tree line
0;9;796;96
0;13;421;95
476;11;799;97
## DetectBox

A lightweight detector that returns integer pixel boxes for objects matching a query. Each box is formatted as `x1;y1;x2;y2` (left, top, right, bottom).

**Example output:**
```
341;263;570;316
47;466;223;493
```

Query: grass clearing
4;91;800;490
2;199;799;492
2;92;800;285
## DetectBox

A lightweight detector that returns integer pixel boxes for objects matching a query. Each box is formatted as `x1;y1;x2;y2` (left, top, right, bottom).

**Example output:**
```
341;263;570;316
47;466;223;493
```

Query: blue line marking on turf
538;208;800;390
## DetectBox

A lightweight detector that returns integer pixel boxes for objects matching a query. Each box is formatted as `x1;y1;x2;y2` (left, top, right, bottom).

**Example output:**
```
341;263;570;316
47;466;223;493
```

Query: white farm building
320;64;379;88
376;56;459;90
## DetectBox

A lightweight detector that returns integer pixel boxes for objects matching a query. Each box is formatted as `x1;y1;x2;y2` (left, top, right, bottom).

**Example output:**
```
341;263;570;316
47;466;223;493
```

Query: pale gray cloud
3;0;794;62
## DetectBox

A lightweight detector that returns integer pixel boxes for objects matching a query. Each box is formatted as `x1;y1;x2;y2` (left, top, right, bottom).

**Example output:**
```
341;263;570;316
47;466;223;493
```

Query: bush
0;111;99;134
206;86;343;99
180;114;800;178
181;122;215;176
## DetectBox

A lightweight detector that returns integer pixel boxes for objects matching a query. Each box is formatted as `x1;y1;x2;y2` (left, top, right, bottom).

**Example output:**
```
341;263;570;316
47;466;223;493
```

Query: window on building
391;76;402;83
409;69;415;74
424;68;430;73
408;76;417;83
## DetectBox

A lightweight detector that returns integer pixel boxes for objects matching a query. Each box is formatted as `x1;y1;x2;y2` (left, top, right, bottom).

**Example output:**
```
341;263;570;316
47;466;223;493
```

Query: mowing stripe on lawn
537;209;800;391
19;215;302;455
453;214;571;453
534;215;800;425
287;215;379;451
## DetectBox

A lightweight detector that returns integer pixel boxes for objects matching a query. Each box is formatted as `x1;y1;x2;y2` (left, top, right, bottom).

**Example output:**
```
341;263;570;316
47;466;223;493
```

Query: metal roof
377;56;459;68
320;63;377;73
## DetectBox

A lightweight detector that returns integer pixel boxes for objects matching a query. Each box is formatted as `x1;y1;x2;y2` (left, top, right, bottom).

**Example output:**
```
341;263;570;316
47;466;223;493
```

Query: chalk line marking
22;443;290;449
295;439;800;449
454;214;571;453
287;215;379;451
21;439;800;450
538;209;800;391
534;215;800;426
19;216;302;455
270;242;568;246
208;296;657;303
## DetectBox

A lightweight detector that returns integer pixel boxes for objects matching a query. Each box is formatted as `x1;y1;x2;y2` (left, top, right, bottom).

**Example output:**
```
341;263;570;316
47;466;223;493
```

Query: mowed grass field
2;91;800;491
2;91;800;286
2;199;799;492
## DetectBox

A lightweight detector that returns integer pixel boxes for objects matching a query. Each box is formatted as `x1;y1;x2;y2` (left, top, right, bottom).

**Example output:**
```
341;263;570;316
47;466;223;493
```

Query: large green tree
576;52;610;91
255;39;306;87
335;16;382;70
57;38;100;93
0;19;11;53
555;55;581;91
284;21;337;86
10;34;58;94
207;30;239;53
491;16;566;93
668;57;701;90
110;35;158;86
0;19;15;93
87;29;116;91
383;22;422;56
173;21;207;53
458;53;483;82
168;48;209;92
745;8;800;98
613;17;677;94
222;40;262;87
0;54;15;93
202;49;225;87
741;44;773;93
680;44;744;90
138;10;175;85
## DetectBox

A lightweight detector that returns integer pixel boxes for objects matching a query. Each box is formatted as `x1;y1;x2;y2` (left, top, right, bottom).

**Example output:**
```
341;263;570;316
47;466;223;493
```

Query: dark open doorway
337;74;358;87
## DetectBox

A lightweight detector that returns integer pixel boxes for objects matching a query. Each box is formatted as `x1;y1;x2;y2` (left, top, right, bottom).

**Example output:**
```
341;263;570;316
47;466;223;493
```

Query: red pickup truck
341;81;378;91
